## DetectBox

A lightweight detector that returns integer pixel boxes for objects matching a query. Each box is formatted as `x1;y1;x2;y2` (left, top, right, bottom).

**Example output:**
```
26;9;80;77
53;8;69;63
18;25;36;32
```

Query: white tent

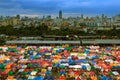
69;65;82;68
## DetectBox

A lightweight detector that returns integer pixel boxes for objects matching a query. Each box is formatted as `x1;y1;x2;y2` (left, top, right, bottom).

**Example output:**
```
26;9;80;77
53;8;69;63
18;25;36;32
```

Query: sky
0;0;120;18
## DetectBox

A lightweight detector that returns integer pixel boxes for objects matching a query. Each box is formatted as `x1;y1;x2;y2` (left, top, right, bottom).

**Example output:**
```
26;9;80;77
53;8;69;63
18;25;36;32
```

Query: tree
0;37;5;45
79;22;87;27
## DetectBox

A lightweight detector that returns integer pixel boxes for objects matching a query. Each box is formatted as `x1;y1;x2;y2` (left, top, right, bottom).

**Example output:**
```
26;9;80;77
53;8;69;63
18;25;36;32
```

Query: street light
74;35;82;46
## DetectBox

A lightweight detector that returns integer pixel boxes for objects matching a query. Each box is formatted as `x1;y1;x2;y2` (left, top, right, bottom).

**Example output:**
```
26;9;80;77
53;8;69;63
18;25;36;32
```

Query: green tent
24;55;29;58
91;65;95;70
8;48;18;52
37;48;41;51
0;63;5;69
0;69;5;72
27;63;33;67
60;46;62;48
0;48;3;51
8;71;14;75
34;55;40;59
108;71;113;75
21;72;27;75
23;45;27;48
60;65;65;69
66;46;72;51
33;68;38;72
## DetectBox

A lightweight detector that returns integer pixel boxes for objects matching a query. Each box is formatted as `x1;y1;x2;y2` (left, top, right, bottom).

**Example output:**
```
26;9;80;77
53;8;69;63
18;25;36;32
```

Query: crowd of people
0;44;120;80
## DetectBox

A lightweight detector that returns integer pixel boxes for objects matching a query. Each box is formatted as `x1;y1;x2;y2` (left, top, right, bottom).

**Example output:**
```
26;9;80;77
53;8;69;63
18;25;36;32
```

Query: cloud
0;0;21;9
0;0;119;16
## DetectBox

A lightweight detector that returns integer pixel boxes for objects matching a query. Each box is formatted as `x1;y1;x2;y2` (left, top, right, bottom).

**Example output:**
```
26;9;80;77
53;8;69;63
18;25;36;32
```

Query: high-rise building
81;14;83;19
59;10;62;19
114;14;120;26
102;14;105;21
47;15;51;20
102;14;104;18
16;14;20;19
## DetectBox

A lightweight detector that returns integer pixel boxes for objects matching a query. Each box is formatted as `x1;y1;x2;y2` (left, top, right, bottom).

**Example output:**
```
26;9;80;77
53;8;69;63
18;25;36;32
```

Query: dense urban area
0;11;120;45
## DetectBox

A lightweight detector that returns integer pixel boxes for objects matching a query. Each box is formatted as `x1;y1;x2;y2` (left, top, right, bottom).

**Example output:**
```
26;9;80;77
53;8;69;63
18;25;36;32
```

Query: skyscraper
81;14;83;19
59;10;62;19
16;14;20;19
102;14;105;19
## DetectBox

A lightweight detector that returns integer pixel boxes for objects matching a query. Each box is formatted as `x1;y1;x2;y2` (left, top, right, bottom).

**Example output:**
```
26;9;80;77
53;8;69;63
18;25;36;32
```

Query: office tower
43;16;45;19
102;14;105;22
102;14;104;19
16;14;20;19
59;10;62;19
81;14;83;19
47;15;51;20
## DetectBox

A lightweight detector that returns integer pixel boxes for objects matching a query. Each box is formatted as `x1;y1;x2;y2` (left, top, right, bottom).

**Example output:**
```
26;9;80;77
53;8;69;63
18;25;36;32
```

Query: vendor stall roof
6;39;120;44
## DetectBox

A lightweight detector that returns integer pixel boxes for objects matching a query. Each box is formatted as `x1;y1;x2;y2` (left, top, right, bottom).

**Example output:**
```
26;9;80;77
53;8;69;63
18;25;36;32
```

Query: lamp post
74;35;82;46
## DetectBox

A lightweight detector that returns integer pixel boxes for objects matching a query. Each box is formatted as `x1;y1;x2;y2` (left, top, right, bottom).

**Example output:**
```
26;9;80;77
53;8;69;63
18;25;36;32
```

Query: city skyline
0;0;120;18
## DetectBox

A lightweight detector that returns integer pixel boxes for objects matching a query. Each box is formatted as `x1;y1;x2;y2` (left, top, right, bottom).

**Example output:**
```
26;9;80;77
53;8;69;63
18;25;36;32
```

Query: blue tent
100;75;108;80
17;45;22;48
75;60;86;63
92;55;99;59
36;52;42;56
106;76;113;80
44;75;54;80
33;76;43;80
82;65;86;69
17;78;27;80
84;49;90;54
4;60;10;63
56;49;61;53
26;72;31;75
68;60;76;65
27;50;33;55
46;70;51;75
60;59;68;63
106;47;111;50
30;55;34;59
91;60;96;65
112;66;120;68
